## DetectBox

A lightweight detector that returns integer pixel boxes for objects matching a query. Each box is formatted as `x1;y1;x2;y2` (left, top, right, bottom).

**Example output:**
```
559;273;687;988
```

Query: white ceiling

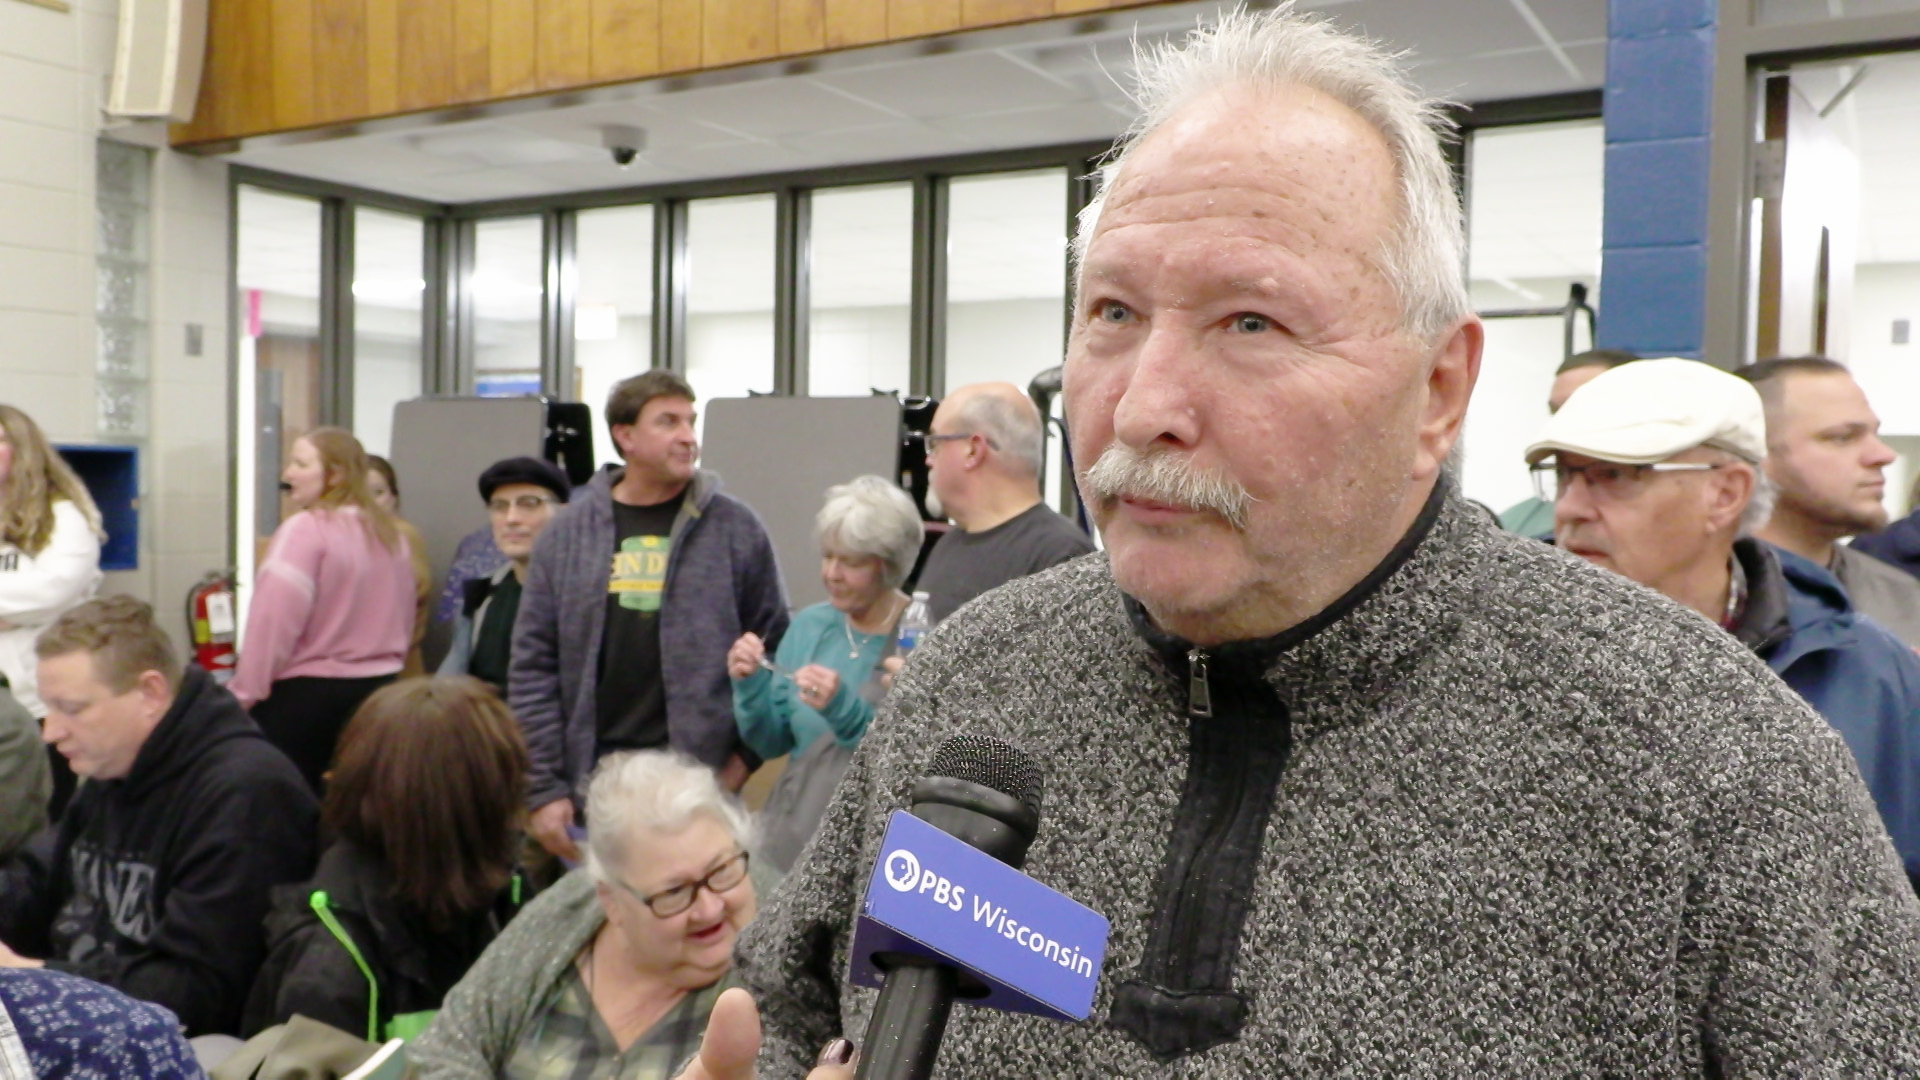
220;0;1605;205
234;0;1612;319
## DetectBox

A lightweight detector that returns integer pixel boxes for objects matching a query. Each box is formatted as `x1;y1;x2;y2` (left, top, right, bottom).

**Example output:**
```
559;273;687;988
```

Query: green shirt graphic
610;534;672;613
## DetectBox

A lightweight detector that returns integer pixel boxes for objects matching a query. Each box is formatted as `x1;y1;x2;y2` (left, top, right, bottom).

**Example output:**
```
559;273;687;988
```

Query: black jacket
0;665;317;1035
242;840;521;1040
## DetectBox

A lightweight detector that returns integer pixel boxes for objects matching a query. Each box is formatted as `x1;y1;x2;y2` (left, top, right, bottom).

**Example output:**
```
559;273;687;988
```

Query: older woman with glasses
409;750;762;1079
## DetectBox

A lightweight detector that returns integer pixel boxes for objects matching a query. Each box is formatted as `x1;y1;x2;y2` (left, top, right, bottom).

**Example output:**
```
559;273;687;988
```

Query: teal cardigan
732;602;889;761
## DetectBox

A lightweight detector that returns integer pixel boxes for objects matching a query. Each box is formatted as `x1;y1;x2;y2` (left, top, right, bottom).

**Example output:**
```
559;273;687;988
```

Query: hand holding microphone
678;734;1104;1080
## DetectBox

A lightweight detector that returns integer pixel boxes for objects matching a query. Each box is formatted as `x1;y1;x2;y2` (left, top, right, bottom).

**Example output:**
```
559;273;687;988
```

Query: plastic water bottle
896;591;932;656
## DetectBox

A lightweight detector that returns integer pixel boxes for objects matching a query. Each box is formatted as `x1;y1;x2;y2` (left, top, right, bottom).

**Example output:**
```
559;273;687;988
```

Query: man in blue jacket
1529;358;1920;890
510;370;789;863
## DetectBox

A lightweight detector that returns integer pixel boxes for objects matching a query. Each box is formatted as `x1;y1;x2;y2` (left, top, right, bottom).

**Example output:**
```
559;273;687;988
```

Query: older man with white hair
671;8;1920;1080
1533;356;1920;892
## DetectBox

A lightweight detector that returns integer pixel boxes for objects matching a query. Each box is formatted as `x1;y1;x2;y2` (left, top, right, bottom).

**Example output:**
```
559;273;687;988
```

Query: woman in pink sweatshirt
233;427;416;794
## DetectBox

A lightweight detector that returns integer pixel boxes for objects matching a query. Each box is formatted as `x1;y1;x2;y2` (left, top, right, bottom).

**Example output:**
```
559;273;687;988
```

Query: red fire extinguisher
187;570;238;684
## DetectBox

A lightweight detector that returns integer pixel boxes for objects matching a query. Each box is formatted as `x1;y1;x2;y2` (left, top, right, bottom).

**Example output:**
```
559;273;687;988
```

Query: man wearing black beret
438;457;571;693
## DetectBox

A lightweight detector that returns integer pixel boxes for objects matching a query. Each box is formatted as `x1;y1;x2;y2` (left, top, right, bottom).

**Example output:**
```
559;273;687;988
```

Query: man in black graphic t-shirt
510;371;788;864
597;490;683;753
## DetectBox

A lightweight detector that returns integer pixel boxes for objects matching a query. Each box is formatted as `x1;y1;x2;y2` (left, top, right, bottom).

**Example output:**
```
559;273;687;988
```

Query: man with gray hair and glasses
914;381;1094;623
1533;356;1920;894
672;8;1920;1080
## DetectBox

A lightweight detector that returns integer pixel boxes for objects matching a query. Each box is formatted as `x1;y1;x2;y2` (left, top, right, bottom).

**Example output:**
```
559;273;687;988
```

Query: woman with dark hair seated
243;676;529;1043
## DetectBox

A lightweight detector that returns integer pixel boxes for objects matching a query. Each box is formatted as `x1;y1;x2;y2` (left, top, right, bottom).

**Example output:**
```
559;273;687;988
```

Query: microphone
855;735;1046;1080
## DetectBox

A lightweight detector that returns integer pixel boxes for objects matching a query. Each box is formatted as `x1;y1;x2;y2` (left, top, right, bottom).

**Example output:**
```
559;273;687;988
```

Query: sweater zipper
1187;648;1212;719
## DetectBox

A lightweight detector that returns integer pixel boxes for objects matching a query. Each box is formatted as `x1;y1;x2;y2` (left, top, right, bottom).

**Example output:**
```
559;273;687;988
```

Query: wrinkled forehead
1089;83;1401;266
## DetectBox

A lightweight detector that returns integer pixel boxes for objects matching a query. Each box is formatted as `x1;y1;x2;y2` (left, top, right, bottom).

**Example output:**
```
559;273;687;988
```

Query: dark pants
251;674;396;796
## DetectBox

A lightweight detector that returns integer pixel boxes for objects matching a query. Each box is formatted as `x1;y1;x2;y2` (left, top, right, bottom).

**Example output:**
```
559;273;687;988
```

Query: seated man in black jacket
0;595;317;1035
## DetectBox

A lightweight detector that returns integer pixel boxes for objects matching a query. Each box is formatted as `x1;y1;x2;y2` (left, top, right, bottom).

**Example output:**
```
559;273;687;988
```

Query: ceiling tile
1330;0;1542;64
929;102;1128;147
642;78;907;137
813;52;1080;121
1517;0;1608;47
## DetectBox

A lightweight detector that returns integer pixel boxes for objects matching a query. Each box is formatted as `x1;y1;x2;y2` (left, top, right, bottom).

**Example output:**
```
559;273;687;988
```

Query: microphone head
926;734;1043;817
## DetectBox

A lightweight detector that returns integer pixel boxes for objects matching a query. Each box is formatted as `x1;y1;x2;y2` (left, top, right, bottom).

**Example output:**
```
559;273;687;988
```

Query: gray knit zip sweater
738;490;1920;1076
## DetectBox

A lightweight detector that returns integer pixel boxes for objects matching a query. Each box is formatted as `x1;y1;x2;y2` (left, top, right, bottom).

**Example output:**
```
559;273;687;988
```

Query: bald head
938;383;1044;479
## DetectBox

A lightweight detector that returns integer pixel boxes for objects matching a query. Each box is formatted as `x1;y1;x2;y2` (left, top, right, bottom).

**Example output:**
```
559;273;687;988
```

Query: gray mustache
1079;445;1255;530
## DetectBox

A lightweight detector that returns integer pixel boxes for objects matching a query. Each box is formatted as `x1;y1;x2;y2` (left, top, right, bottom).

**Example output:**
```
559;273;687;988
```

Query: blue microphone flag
849;810;1110;1022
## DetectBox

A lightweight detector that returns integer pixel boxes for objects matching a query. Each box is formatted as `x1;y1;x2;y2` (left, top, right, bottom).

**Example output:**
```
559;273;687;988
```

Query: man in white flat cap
1531;356;1920;890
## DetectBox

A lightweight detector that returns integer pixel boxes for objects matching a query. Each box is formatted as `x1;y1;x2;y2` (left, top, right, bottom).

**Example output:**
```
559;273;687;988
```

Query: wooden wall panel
590;0;663;83
538;0;595;90
777;0;825;56
185;0;276;141
175;0;1173;146
704;0;778;66
451;0;492;102
490;0;541;97
270;0;317;130
823;0;887;48
888;0;963;40
660;0;703;70
961;0;1055;28
313;0;371;122
396;0;456;112
364;0;401;115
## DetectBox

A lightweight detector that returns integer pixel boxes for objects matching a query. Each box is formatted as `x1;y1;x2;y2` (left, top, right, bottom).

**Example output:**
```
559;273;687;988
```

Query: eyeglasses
613;850;750;918
926;432;999;451
488;494;558;515
1531;460;1726;503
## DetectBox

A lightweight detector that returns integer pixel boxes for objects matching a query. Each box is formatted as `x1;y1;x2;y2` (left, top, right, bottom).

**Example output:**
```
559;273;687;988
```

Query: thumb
694;987;761;1080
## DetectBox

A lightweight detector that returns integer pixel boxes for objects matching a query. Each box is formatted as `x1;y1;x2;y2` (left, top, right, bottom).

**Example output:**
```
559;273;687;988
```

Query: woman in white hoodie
0;404;104;725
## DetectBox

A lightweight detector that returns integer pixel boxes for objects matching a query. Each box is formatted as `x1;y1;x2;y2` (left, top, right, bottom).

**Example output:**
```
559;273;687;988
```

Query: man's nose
1110;324;1201;451
1553;471;1599;522
1865;435;1898;469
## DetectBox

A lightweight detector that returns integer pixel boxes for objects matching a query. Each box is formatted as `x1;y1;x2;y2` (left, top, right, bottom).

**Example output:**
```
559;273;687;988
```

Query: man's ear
1413;318;1483;482
611;423;634;459
1708;462;1758;534
137;669;172;723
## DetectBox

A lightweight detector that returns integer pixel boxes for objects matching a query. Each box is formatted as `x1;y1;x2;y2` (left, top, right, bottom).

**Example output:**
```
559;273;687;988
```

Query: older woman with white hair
407;750;762;1079
726;475;923;871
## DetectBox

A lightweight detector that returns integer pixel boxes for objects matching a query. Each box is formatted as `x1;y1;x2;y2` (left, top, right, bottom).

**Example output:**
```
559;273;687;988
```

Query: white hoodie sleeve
0;500;104;628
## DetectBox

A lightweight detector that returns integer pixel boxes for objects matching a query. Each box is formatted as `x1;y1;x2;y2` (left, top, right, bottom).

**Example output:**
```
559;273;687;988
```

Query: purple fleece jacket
509;466;789;809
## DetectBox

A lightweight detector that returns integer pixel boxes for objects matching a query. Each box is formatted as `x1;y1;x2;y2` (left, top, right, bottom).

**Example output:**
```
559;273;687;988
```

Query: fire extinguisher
187;570;238;684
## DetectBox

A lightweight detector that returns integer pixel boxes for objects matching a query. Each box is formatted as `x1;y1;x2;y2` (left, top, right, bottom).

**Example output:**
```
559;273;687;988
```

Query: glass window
686;194;777;417
1758;0;1920;25
575;204;655;467
1798;51;1920;517
1462;119;1604;517
472;216;544;396
352;208;424;457
809;183;913;397
944;169;1072;515
943;169;1068;397
235;186;324;636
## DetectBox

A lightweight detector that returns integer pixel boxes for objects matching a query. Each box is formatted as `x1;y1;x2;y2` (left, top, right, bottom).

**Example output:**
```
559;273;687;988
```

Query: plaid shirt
503;963;735;1080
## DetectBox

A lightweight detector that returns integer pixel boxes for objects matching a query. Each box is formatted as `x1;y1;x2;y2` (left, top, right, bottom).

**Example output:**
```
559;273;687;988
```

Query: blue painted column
1597;0;1718;358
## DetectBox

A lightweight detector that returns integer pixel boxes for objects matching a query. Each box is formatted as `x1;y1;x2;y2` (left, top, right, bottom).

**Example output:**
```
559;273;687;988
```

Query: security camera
601;125;646;169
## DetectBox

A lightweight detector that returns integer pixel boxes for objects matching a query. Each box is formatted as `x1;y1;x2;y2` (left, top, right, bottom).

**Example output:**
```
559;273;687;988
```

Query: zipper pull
1187;647;1212;719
